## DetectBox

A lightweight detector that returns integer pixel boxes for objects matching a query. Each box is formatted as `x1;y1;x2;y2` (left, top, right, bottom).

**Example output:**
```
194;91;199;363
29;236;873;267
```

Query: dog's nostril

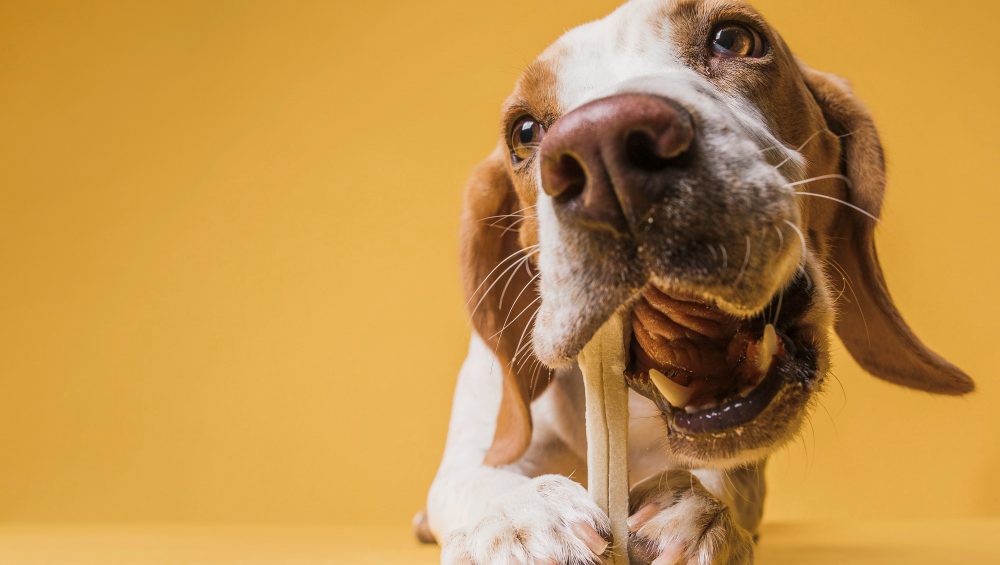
623;106;695;173
625;130;673;172
545;153;587;201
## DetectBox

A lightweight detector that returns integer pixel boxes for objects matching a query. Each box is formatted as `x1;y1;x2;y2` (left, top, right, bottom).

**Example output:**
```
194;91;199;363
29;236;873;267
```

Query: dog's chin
533;297;625;370
534;266;826;467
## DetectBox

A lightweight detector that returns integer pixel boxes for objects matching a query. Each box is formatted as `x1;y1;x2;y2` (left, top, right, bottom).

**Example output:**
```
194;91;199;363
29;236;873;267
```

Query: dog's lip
667;333;789;433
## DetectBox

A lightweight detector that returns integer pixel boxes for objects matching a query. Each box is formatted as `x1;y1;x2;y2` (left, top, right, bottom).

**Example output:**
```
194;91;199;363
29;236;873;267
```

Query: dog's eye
710;23;766;58
510;116;545;164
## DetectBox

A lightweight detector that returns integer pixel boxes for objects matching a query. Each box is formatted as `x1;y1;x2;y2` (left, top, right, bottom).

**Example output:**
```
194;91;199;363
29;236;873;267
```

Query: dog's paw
627;471;754;565
440;474;612;565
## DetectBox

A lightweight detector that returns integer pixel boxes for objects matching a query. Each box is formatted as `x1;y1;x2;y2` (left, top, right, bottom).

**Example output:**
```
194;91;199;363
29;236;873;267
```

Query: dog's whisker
759;127;855;158
474;252;532;317
815;395;840;436
796;428;809;475
771;284;785;326
756;128;820;154
496;257;533;314
528;359;551;398
511;308;541;372
830;273;849;305
487;210;536;229
465;244;539;308
504;203;537;216
526;357;539;394
773;225;785;251
724;470;754;506
826;256;871;346
528;359;541;388
733;234;753;286
468;247;539;319
783;173;852;190
529;361;542;398
496;216;530;235
719;243;728;272
784;128;824;157
793;191;879;223
757;141;794;155
481;204;537;224
510;304;541;364
782;219;808;262
511;328;534;362
484;214;522;226
805;412;818;468
490;290;542;341
828;370;848;412
759;128;844;178
767;128;829;169
515;337;539;372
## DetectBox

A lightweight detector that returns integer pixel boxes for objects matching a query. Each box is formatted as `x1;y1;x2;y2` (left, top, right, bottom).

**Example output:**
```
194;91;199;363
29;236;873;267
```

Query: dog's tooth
649;368;694;408
756;323;779;374
681;400;718;414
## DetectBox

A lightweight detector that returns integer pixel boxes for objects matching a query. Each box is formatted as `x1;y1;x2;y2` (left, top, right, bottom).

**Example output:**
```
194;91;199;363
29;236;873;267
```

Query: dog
417;1;973;563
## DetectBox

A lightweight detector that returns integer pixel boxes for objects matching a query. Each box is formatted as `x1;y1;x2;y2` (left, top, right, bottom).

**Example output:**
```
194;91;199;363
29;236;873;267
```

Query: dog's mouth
624;271;818;437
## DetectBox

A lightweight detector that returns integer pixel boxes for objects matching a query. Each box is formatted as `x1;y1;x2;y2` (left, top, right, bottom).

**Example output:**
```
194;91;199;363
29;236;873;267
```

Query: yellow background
1;0;998;534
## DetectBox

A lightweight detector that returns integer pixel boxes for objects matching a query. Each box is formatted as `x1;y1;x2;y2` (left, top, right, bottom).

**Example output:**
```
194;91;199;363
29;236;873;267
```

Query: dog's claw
627;503;660;532
651;543;684;565
570;521;609;555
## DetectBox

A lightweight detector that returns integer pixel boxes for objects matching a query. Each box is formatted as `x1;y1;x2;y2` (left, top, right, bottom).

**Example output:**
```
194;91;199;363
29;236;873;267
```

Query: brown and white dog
418;1;973;563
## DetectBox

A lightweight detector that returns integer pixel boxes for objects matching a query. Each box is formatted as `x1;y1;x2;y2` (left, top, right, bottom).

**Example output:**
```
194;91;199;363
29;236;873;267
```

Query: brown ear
800;66;973;395
460;145;545;465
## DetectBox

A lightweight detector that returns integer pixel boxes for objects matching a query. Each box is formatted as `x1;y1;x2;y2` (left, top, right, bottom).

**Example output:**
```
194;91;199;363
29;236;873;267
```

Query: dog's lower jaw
662;281;829;467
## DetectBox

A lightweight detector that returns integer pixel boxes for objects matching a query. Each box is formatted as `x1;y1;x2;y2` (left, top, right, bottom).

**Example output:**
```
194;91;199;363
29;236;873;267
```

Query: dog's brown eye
510;116;545;163
710;24;766;58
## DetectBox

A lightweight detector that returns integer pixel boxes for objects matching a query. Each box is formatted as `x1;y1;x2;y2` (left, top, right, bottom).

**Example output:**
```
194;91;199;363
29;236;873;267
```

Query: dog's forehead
517;0;777;117
511;0;815;176
541;0;682;111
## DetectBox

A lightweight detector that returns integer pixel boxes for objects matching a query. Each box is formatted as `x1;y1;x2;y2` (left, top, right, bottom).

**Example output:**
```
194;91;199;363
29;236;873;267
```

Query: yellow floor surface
0;521;997;564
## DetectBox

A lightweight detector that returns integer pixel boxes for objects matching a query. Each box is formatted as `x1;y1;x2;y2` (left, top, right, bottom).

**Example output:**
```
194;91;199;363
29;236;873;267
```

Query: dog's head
461;0;973;468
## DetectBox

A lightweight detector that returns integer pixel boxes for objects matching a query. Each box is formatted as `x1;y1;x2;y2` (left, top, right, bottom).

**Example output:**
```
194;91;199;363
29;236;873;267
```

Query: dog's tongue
631;287;739;381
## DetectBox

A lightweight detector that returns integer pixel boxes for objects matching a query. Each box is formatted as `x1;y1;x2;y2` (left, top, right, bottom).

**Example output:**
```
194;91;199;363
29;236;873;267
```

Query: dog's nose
540;94;694;232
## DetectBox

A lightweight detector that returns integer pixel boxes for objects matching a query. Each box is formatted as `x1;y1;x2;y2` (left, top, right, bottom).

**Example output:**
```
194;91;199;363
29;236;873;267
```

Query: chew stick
578;314;631;565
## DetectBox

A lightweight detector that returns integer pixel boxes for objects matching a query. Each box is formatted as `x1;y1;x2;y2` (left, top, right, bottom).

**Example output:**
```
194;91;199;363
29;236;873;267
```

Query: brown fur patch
463;55;563;466
462;56;559;465
459;147;545;466
800;66;973;395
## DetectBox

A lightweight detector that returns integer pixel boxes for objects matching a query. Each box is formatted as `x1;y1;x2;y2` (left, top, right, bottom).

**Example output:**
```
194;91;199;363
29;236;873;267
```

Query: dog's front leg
426;336;612;565
625;466;763;565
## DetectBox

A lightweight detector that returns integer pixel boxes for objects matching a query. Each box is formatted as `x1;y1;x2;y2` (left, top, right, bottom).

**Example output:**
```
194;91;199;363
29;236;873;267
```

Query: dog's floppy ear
460;145;545;465
800;65;973;395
